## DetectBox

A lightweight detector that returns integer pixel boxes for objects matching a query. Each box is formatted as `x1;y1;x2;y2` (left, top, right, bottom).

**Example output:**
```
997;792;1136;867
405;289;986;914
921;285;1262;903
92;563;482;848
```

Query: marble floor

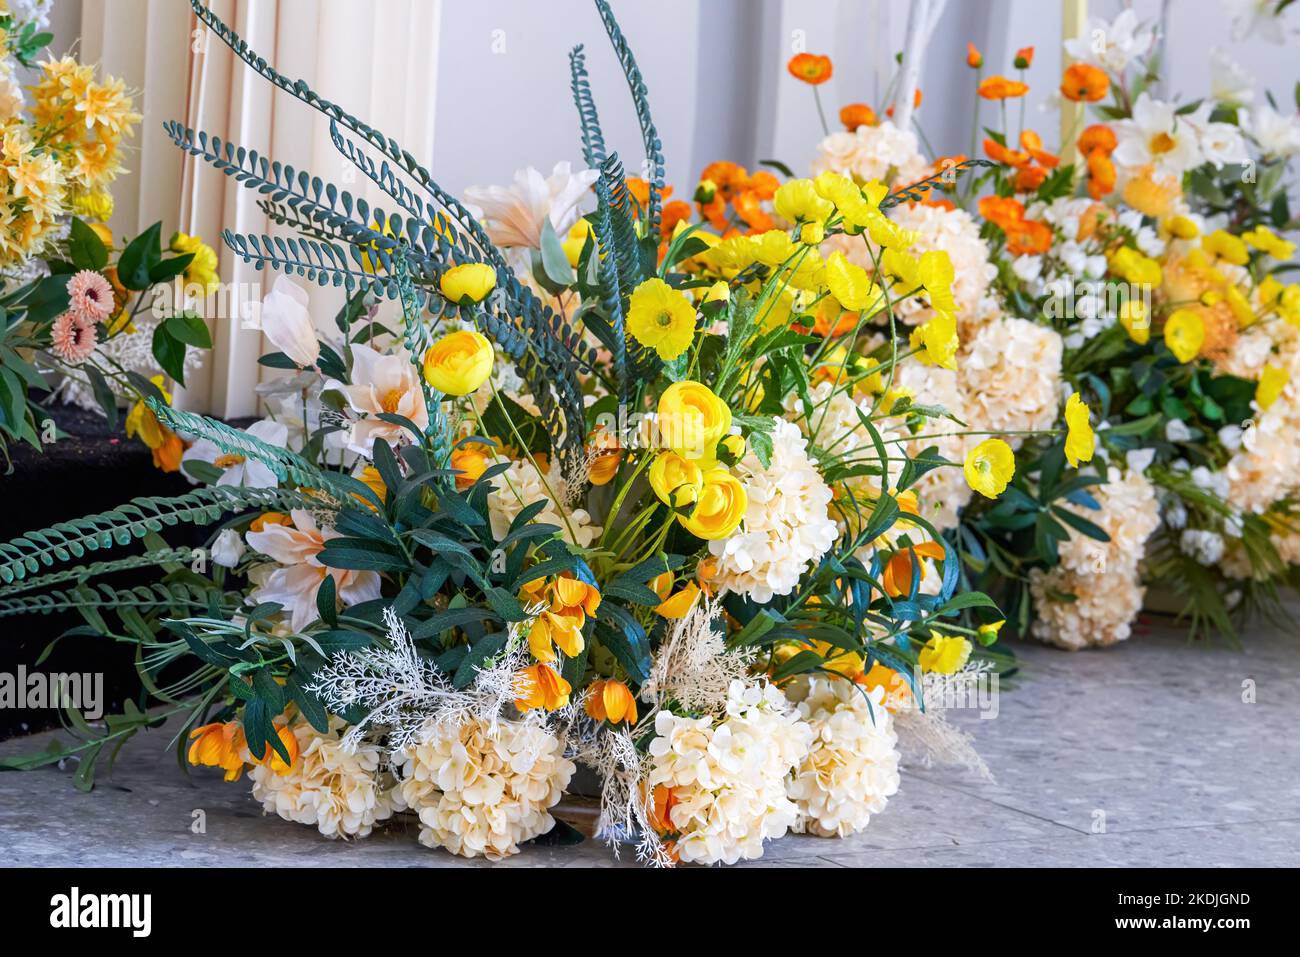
1;614;1296;868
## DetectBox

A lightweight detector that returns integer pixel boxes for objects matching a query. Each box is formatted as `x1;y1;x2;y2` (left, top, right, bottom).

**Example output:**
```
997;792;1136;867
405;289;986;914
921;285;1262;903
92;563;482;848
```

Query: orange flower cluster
979;195;1052;256
696;161;781;234
1077;124;1119;199
983;129;1059;193
520;572;602;665
626;176;692;238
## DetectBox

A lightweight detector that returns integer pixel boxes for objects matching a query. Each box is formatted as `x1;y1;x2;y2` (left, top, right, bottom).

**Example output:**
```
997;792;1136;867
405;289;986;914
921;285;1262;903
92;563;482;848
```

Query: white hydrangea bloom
487;457;602;547
785;677;900;837
708;419;837;602
248;719;395;839
391;717;574;860
959;317;1064;444
647;680;812;865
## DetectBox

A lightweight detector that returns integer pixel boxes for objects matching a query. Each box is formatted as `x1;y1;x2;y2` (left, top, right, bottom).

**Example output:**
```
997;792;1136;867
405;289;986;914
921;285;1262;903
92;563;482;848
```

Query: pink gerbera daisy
66;269;116;323
50;313;98;364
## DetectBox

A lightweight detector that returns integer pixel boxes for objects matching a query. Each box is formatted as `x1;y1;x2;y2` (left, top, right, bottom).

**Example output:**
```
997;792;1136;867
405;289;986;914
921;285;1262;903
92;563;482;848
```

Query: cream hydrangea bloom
892;362;974;530
248;719;395;839
1225;345;1300;513
487;456;602;548
648;680;812;865
1029;565;1146;650
1055;468;1161;576
810;121;929;186
959;316;1064;444
390;717;574;861
785;676;901;837
708;418;838;602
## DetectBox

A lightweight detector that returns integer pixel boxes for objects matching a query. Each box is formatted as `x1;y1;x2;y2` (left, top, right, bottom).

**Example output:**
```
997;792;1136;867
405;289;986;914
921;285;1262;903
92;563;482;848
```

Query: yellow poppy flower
1202;229;1249;266
627;277;697;360
918;633;972;674
1163;308;1205;363
909;309;959;370
964;438;1015;498
825;250;881;312
1063;392;1095;468
773;178;834;224
1242;225;1295;261
1256;363;1289;411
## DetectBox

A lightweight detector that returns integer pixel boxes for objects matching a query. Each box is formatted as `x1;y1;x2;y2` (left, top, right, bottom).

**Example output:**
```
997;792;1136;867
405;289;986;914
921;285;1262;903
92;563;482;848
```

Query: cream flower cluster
248;720;395;839
785;677;901;838
893;362;973;530
391;717;575;861
810;120;930;186
1031;468;1160;649
648;680;812;865
487;456;602;548
1225;341;1300;514
708;418;838;602
959;316;1064;444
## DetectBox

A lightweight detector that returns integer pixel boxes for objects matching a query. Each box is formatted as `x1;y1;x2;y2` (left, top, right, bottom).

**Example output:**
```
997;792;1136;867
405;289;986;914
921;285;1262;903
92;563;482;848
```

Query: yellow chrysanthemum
627;277;696;360
1063;392;1095;468
964;438;1015;498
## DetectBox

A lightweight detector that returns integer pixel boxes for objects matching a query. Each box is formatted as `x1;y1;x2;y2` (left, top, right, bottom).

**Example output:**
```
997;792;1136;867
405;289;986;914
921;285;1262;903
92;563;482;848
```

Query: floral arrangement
779;4;1300;646
0;0;1047;866
0;7;216;464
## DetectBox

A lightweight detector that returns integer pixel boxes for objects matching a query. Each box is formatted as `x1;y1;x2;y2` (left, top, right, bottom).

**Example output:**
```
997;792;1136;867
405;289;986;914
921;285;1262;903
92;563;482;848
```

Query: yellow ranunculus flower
918;633;972;674
909;309;959;370
1242;225;1295;261
1163;308;1205;363
1256;363;1289;411
1202;229;1249;266
678;468;747;540
658;380;732;458
562;219;595;267
439;263;497;304
627;277;696;360
773;178;834;224
1063;392;1095;468
964;438;1015;498
1118;298;1150;344
649;451;704;506
450;442;493;489
717;433;746;464
422;329;494;395
825;250;880;311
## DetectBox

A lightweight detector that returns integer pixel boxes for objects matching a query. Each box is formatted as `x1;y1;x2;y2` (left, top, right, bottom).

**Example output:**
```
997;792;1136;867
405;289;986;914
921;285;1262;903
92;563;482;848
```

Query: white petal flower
464;161;599;249
210;528;245;568
258;275;319;367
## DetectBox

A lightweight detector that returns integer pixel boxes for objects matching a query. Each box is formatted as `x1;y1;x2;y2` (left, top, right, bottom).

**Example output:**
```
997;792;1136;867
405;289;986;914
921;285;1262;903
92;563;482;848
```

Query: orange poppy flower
885;88;923;117
977;75;1030;100
978;195;1026;230
882;541;946;597
1077;123;1118;157
1014;165;1049;192
1086;151;1117;199
660;199;692;237
1014;46;1035;69
840;102;878;131
1019;129;1059;168
983;137;1031;168
1061;63;1109;102
966;42;983;69
733;190;776;232
625;177;673;212
1076;202;1113;242
1005;218;1053;256
699;161;747;200
788;52;833;85
743;169;781;200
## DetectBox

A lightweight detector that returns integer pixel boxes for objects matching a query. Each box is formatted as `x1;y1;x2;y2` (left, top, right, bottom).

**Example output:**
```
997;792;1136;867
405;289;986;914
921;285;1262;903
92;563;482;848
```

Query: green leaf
83;365;120;432
163;312;212;349
151;324;188;385
538;217;576;288
118;222;163;290
68;218;109;271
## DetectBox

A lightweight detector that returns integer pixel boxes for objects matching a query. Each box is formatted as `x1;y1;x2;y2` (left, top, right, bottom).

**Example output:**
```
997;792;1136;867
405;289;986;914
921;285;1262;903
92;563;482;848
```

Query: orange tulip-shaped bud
586;679;639;725
515;664;572;712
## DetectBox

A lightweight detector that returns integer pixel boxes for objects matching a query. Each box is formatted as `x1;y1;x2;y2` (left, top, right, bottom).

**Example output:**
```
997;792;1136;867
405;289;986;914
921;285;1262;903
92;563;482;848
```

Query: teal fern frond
568;45;607;169
0;582;223;619
593;0;665;232
0;548;195;599
0;486;296;584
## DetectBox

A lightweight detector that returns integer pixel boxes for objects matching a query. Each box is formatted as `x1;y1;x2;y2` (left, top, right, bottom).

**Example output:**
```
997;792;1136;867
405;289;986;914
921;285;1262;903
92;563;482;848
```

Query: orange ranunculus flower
450;442;492;490
1086;151;1117;199
188;721;248;781
1014;165;1049;192
840;102;878;131
585;678;638;725
1076;202;1113;242
1077;123;1117;157
152;430;185;472
1122;166;1180;218
983;137;1031;168
585;425;623;486
733;189;776;233
1014;46;1035;69
978;195;1026;230
1019;130;1059;168
743;169;781;200
250;511;294;533
885;88;923;117
978;75;1029;100
515;663;572;712
660;199;692;238
1005;218;1053;255
788;52;833;85
882;541;946;597
966;42;983;69
1061;62;1109;102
